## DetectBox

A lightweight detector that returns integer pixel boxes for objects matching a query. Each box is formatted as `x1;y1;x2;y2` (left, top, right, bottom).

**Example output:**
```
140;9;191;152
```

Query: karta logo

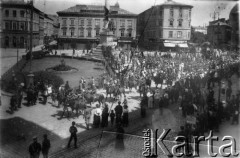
142;129;239;157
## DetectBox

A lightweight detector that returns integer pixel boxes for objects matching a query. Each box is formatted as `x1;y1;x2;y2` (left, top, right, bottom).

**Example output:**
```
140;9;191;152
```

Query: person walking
67;121;78;148
94;104;102;128
42;134;51;158
110;110;115;126
29;136;42;158
101;104;109;128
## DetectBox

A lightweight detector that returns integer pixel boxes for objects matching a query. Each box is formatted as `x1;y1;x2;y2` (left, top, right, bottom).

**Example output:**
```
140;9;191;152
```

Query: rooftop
157;0;193;8
57;4;136;16
212;21;231;27
1;0;43;13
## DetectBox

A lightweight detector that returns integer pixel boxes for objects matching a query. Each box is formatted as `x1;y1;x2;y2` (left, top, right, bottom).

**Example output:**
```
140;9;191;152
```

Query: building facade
57;2;137;50
207;18;232;49
44;14;54;37
228;4;239;50
0;0;44;48
137;0;193;50
48;14;60;39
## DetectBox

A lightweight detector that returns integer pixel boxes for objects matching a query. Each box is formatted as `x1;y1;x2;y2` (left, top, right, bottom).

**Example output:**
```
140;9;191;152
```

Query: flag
104;0;110;21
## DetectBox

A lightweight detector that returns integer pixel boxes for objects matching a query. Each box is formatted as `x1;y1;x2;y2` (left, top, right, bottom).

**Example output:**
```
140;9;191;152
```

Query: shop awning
178;43;188;48
164;43;176;47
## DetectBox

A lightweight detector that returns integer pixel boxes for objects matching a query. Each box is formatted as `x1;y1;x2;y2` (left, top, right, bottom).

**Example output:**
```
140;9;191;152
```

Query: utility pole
29;0;33;72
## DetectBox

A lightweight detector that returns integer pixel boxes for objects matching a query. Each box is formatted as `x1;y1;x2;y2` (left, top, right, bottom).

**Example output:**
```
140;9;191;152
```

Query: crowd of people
7;44;240;157
102;46;240;133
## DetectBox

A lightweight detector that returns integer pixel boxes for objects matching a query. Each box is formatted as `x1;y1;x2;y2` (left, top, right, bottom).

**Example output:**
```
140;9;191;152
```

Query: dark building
229;4;239;50
207;18;232;49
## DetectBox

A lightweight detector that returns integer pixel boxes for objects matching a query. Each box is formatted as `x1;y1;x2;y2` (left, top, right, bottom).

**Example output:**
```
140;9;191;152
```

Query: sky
33;0;239;27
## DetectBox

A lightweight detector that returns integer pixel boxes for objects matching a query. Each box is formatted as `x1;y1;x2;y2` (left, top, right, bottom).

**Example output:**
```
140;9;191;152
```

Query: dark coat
42;138;51;154
29;142;41;156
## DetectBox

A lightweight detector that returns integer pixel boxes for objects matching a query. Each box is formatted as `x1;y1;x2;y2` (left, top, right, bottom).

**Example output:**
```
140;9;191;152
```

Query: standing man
84;105;92;130
29;136;42;158
115;101;123;125
42;134;51;158
67;121;78;148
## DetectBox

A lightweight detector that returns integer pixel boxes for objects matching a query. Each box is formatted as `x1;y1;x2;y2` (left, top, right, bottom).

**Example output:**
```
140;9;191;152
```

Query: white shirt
47;86;52;94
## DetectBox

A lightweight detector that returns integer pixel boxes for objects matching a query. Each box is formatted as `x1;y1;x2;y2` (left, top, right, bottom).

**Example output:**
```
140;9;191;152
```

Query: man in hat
67;121;78;148
29;136;42;158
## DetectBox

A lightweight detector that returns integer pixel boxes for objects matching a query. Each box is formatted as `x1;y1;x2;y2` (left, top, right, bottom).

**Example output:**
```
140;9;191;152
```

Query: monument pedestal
100;29;114;46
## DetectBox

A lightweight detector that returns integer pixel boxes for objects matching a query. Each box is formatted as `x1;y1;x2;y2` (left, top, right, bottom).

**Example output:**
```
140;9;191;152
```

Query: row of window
170;7;191;18
62;18;133;27
62;29;132;37
4;36;25;47
5;9;25;18
168;31;190;39
4;21;40;31
169;20;191;27
147;19;190;28
145;30;190;39
5;21;27;31
4;9;39;19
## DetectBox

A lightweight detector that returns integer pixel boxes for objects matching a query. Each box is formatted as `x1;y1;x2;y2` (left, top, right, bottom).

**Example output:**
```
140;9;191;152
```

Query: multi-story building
137;0;193;50
44;14;54;37
207;18;232;49
48;14;60;38
228;4;239;50
0;0;44;48
57;2;137;50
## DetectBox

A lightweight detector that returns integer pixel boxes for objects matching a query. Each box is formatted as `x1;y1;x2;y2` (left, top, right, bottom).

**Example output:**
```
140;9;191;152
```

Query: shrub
2;71;64;93
51;64;75;71
32;71;64;89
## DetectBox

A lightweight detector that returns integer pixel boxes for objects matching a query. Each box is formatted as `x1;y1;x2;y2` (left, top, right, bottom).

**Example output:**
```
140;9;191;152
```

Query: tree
190;28;207;44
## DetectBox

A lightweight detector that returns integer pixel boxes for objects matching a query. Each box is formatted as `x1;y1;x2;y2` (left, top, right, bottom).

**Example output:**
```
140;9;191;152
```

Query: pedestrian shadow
22;102;31;107
51;110;82;120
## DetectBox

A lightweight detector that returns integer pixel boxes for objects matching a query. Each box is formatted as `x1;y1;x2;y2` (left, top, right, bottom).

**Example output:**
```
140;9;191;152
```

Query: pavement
1;74;239;158
0;48;26;75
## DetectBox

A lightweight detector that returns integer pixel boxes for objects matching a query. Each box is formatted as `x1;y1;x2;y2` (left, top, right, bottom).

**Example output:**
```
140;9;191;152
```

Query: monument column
100;0;114;46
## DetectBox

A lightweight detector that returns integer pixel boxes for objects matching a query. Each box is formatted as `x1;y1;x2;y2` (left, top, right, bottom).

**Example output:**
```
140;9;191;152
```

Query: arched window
5;36;9;47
